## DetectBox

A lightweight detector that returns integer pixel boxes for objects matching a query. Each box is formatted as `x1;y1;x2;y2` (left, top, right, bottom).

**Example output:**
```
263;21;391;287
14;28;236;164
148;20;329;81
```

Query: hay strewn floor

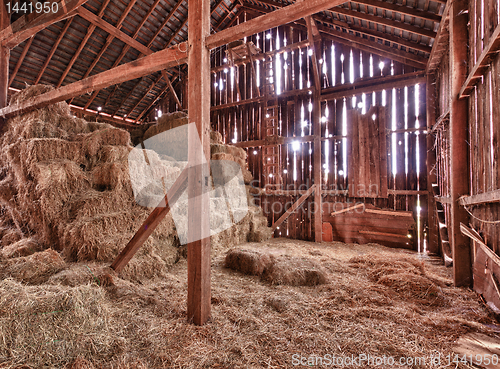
0;239;498;368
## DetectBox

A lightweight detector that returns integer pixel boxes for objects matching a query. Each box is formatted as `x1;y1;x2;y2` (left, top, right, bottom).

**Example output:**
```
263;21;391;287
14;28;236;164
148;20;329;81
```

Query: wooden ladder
262;54;281;189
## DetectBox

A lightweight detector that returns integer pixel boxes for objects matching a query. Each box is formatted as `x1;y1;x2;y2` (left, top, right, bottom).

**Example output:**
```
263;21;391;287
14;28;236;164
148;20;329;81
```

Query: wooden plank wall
206;12;428;248
466;0;500;254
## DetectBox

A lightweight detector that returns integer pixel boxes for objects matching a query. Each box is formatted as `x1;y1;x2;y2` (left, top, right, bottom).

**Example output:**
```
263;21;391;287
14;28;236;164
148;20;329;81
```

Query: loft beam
321;71;426;101
0;43;187;118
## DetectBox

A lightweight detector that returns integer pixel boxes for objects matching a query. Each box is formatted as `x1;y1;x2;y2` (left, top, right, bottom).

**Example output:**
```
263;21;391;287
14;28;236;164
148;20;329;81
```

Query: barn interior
1;0;500;367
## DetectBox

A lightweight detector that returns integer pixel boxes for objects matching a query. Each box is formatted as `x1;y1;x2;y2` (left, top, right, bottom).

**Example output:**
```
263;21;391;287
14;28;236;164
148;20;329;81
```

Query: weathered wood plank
272;185;316;230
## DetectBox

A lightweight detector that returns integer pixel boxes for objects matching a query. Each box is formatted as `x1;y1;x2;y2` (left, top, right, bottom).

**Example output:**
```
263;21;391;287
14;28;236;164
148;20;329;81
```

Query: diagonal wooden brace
111;167;189;273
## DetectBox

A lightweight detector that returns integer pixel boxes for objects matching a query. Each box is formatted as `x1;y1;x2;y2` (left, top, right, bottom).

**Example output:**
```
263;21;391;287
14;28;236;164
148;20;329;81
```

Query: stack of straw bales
0;85;271;281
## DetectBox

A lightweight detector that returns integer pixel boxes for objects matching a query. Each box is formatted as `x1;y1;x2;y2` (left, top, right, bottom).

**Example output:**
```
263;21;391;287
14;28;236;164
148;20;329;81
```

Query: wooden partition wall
204;14;428;250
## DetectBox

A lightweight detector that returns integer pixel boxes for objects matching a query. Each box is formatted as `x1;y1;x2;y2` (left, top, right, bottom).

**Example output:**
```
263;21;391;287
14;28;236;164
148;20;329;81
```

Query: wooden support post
306;16;323;243
426;75;439;255
450;0;471;287
187;0;211;325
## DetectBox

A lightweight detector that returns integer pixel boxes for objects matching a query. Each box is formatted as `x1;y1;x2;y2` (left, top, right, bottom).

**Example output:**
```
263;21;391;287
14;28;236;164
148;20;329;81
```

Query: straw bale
0;279;117;367
0;227;23;246
91;162;131;191
210;130;223;144
48;263;116;287
18;138;83;170
63;189;134;220
59;212;137;261
261;255;328;286
143;113;188;142
1;249;66;284
210;143;228;156
0;237;40;258
81;128;130;157
242;168;253;184
225;248;273;276
226;145;247;160
212;152;235;162
97;145;131;163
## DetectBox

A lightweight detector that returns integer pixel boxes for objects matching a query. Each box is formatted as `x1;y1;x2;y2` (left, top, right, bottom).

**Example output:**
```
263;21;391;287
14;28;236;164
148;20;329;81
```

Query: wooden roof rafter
57;0;112;88
0;0;87;48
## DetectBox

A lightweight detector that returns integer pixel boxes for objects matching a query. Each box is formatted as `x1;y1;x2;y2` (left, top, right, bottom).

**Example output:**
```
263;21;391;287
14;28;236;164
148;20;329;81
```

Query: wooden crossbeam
111;168;189;273
0;0;86;48
321;71;426;101
0;43;187;118
76;6;151;56
271;185;316;231
242;5;428;67
461;223;500;267
459;190;500;206
460;23;500;98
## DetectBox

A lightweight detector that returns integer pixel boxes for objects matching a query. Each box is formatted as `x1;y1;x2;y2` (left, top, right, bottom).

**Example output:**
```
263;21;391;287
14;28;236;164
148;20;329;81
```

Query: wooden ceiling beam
110;77;144;116
8;36;34;86
318;26;427;68
350;0;441;23
0;42;187;118
206;0;352;49
77;0;137;83
213;4;241;32
426;1;450;73
85;0;184;116
125;74;163;119
76;6;151;56
146;0;184;49
243;2;432;54
328;7;436;39
134;79;173;122
34;17;74;84
57;0;111;87
0;0;87;48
